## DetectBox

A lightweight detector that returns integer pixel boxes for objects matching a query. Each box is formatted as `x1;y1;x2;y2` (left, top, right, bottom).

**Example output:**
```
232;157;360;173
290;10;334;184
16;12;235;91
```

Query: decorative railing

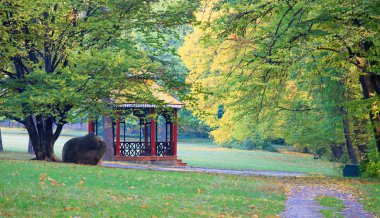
119;142;151;156
155;142;174;156
114;141;174;156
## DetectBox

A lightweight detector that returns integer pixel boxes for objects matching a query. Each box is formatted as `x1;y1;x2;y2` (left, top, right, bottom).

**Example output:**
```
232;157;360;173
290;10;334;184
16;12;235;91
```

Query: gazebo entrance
113;107;178;160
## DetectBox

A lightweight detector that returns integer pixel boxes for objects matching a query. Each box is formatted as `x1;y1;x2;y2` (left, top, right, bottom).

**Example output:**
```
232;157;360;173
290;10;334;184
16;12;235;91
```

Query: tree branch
0;69;17;79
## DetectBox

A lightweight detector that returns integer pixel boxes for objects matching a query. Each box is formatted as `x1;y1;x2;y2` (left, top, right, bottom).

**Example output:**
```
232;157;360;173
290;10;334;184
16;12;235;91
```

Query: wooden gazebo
88;80;186;166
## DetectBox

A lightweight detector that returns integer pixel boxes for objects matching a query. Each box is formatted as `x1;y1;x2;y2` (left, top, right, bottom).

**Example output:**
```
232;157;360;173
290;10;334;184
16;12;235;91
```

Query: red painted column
115;111;121;156
173;109;178;156
88;120;94;133
170;124;174;144
150;109;156;156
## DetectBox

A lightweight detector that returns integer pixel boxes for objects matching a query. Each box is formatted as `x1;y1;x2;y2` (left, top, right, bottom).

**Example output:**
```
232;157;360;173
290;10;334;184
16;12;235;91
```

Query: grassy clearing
316;196;345;218
0;128;341;175
0;160;285;217
178;139;341;176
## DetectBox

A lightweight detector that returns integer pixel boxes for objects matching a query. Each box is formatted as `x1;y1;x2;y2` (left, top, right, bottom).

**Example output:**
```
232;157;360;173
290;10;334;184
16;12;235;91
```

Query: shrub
220;135;277;152
361;147;380;178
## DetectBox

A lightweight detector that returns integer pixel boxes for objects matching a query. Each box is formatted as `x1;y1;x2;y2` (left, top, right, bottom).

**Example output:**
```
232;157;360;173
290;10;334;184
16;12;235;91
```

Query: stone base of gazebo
115;155;187;166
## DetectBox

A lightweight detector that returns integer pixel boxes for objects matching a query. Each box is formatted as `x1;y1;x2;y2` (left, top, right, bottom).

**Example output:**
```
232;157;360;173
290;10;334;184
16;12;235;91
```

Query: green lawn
178;139;340;176
1;128;340;175
1;129;380;217
0;160;285;217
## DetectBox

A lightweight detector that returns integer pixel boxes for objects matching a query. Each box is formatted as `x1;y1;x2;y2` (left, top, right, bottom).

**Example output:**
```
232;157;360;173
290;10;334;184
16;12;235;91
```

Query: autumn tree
180;0;379;161
0;0;199;161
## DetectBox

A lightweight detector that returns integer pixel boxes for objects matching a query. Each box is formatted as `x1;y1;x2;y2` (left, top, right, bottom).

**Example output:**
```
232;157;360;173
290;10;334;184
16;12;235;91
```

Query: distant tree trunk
341;108;358;164
353;118;369;159
359;74;380;154
102;116;115;161
0;128;3;152
330;143;344;160
28;139;34;154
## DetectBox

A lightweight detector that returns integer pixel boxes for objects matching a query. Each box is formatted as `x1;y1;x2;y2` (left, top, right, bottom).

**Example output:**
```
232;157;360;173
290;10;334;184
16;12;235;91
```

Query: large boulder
62;133;107;165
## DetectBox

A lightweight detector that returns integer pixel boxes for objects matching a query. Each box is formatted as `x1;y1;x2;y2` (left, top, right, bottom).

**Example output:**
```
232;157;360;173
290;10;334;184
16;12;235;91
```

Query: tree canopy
180;0;380;168
0;0;199;160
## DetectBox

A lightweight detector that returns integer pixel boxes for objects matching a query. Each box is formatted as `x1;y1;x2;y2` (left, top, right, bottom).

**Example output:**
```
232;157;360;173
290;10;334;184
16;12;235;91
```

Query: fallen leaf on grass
40;173;47;181
48;178;59;186
198;188;204;194
79;179;84;189
140;204;148;209
64;206;80;211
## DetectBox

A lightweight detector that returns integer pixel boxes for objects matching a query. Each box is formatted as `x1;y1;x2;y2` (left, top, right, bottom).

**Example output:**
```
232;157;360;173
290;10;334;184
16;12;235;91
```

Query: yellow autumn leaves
39;173;85;188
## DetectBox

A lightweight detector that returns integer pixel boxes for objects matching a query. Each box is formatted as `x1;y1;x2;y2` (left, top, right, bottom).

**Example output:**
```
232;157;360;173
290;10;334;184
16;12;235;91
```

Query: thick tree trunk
23;115;63;161
0;128;3;152
102;116;115;161
359;74;380;153
341;108;358;164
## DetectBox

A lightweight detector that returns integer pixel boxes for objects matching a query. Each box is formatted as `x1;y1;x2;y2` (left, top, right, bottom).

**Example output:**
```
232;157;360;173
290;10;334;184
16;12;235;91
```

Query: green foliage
361;146;380;178
0;0;199;121
178;109;211;138
180;0;380;172
0;0;200;159
221;135;277;152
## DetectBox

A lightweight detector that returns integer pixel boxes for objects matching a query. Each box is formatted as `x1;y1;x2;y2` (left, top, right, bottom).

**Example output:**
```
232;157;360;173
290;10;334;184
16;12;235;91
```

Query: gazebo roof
113;80;184;109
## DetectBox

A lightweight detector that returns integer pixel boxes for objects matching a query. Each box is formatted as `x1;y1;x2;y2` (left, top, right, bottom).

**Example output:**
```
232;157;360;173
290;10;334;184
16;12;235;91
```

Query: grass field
0;128;340;175
1;128;380;217
178;139;340;176
0;160;285;217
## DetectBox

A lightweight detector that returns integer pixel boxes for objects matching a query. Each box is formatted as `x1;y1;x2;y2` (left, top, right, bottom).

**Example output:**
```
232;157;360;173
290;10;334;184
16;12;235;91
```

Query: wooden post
170;123;174;150
144;123;148;153
150;109;156;156
115;111;121;156
88;120;94;133
173;109;178;156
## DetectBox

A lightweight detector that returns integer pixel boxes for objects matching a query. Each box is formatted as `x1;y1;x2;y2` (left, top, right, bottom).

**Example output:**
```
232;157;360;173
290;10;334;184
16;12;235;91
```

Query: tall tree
0;0;199;161
180;0;379;156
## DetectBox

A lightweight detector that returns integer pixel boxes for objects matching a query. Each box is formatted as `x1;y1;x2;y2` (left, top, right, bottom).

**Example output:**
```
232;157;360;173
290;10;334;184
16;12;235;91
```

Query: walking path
101;162;375;218
281;185;374;218
101;162;305;177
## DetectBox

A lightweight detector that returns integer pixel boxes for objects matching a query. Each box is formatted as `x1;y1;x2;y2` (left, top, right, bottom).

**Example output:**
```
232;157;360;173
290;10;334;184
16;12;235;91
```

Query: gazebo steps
116;155;178;161
175;159;187;167
115;155;187;167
